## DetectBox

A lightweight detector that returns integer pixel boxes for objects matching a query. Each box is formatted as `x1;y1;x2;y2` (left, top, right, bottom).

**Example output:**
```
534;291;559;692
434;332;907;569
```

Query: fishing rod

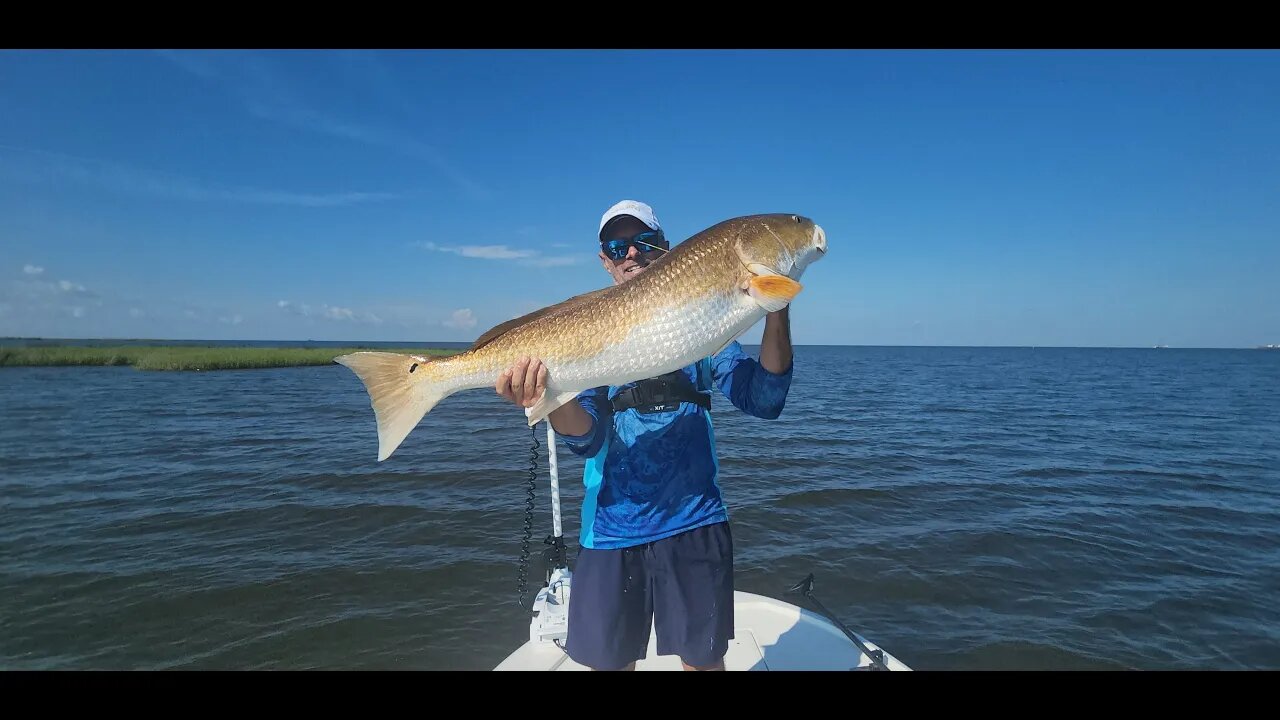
788;573;890;671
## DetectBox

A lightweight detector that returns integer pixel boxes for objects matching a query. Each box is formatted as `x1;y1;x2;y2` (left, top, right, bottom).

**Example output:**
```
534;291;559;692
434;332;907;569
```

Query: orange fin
748;274;802;312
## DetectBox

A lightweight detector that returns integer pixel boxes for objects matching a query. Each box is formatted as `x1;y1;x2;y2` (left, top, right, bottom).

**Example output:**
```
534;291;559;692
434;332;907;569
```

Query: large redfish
336;213;827;461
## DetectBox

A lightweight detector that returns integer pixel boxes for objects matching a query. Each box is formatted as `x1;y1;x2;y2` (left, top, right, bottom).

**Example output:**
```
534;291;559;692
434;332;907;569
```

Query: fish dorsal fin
468;285;615;352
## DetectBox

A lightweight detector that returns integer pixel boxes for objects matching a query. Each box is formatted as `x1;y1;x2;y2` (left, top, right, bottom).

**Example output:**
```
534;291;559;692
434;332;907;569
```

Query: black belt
611;373;711;414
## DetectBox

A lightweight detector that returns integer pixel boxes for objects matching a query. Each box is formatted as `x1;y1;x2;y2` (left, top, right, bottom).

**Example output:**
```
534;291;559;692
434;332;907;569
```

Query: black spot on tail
409;363;418;374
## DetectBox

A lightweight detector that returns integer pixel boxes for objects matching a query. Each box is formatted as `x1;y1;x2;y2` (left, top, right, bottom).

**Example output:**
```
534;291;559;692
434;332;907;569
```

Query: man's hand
496;356;548;408
496;356;594;436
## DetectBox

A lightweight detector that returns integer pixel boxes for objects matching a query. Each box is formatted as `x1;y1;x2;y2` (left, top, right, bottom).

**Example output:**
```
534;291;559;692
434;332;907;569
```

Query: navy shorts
565;521;734;670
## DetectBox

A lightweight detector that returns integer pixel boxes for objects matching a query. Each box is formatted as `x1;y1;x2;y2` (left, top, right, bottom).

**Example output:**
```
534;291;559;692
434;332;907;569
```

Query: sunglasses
601;230;669;261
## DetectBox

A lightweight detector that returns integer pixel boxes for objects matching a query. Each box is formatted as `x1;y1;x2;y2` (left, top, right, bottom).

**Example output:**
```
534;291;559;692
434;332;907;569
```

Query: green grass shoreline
0;346;458;371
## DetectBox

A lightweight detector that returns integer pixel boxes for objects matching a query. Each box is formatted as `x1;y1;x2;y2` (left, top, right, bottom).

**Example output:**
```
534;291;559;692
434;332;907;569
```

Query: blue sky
2;50;1277;347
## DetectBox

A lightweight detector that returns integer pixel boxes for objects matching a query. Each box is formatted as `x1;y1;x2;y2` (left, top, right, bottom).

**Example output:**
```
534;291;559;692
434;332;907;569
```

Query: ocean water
2;345;1277;669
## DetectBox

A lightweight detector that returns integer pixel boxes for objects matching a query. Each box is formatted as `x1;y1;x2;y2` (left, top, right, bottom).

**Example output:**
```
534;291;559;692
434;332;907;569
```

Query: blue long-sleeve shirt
557;341;793;549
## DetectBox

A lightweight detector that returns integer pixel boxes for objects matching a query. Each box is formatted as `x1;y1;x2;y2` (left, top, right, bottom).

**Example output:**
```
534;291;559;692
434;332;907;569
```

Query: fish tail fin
334;352;452;462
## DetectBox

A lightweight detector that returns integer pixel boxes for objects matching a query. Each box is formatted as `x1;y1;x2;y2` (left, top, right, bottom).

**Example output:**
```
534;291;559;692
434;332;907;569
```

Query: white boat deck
495;585;910;671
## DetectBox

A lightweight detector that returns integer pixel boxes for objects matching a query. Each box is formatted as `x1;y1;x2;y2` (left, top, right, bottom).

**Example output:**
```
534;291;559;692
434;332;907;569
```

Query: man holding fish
495;200;801;671
337;198;825;670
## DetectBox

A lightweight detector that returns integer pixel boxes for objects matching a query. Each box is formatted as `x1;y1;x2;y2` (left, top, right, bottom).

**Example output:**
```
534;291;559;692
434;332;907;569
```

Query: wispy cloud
154;50;487;200
245;104;488;202
443;308;477;329
418;241;533;260
310;300;489;334
7;272;97;301
2;270;495;337
416;240;582;267
277;299;383;325
0;144;401;208
1;268;103;324
154;50;219;79
335;51;421;117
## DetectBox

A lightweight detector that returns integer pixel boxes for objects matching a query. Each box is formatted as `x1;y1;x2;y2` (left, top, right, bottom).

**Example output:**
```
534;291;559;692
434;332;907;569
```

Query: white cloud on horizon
416;240;581;267
6;274;97;303
277;299;382;325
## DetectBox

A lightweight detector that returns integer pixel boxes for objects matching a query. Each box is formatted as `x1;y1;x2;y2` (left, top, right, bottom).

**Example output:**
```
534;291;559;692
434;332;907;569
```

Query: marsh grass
0;346;457;371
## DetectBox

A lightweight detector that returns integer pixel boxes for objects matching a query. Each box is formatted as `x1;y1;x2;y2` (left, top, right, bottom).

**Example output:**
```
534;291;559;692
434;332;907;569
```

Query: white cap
598;200;662;240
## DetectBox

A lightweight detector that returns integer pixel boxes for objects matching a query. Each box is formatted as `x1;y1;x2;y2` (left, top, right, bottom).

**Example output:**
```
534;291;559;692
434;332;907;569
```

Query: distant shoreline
0;346;457;371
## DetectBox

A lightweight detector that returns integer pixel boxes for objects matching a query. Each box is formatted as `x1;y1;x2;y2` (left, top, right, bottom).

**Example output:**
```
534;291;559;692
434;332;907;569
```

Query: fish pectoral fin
524;389;581;427
748;274;803;312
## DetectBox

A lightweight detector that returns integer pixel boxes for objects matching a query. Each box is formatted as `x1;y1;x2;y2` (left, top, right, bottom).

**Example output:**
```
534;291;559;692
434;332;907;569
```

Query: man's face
599;216;666;285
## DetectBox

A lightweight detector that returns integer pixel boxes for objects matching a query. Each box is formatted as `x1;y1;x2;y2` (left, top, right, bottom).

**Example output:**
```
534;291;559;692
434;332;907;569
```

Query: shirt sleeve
710;341;794;419
555;386;612;457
